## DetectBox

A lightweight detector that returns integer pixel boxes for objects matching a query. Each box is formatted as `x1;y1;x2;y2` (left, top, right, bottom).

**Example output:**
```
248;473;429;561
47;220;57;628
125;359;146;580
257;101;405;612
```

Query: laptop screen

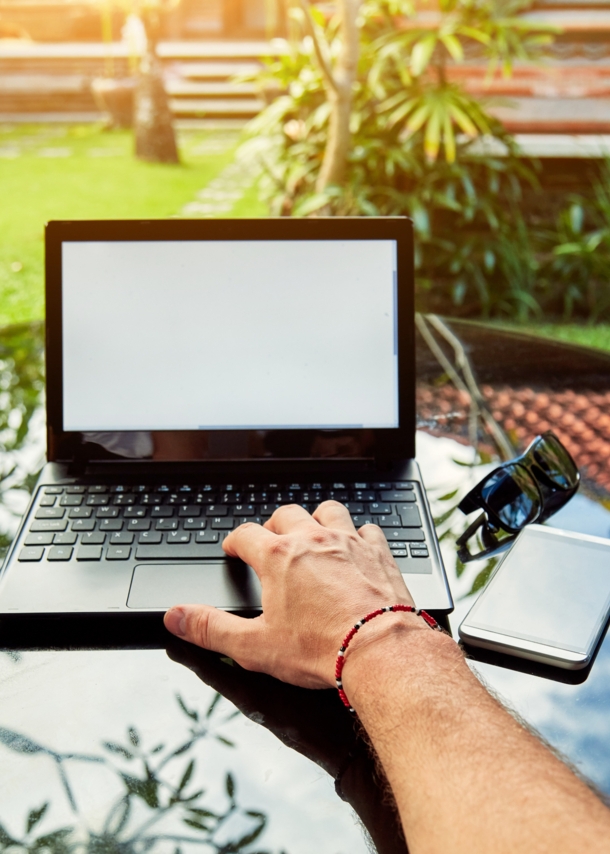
61;240;399;433
45;218;414;462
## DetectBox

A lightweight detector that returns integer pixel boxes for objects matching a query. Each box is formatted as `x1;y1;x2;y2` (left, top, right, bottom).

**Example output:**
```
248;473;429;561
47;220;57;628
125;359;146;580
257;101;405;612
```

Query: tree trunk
134;24;179;164
315;0;361;192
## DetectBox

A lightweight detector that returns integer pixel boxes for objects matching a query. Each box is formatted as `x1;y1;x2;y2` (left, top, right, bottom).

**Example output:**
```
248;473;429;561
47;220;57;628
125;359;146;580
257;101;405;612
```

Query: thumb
164;604;261;663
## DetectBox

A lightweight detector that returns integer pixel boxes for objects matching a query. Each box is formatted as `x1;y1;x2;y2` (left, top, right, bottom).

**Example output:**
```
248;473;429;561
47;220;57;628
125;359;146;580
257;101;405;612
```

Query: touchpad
127;563;262;610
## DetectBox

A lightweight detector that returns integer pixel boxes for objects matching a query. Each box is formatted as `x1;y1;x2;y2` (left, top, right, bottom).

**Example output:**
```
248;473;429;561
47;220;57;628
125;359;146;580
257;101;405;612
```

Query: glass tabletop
0;318;609;853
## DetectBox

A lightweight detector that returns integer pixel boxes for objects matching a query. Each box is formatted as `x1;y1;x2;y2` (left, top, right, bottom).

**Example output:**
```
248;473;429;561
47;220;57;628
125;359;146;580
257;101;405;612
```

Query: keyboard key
368;502;391;515
351;491;375;502
351;515;374;527
100;519;123;531
124;507;147;518
205;505;228;517
344;502;364;514
44;487;63;495
35;507;65;520
110;485;128;493
385;529;425;543
389;541;407;549
195;531;220;543
236;516;263;526
167;531;191;544
31;519;68;532
380;491;415;502
211;517;234;530
140;494;162;505
87;495;109;506
53;532;77;545
81;531;106;545
233;504;255;516
155;518;178;531
183;518;207;530
326;490;349;502
178;505;201;517
127;519;151;531
410;546;429;557
113;494;136;505
151;505;174;518
138;530;162;544
110;532;134;545
25;533;53;546
96;506;119;518
48;546;73;561
167;494;189;505
60;494;83;507
69;507;93;519
76;545;102;561
394;482;414;490
354;482;369;489
71;519;95;532
67;486;86;494
19;546;44;561
372;482;391;489
107;545;131;560
391;549;408;558
398;506;422;527
135;542;226;560
378;515;402;528
39;495;57;507
88;485;108;493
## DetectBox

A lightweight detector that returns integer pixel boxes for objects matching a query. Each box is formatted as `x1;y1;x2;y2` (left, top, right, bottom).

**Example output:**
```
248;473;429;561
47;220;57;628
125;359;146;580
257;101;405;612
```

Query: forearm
344;617;610;854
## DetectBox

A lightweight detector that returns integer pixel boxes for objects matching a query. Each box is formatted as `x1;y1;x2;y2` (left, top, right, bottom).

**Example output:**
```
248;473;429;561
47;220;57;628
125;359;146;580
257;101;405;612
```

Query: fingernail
164;607;187;638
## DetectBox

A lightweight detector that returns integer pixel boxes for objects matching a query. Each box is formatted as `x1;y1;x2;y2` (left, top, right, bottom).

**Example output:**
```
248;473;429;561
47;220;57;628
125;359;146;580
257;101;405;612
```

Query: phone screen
462;526;610;655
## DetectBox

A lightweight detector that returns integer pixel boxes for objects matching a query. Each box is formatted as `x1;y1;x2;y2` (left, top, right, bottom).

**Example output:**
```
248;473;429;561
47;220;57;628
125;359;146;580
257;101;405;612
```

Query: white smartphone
459;524;610;669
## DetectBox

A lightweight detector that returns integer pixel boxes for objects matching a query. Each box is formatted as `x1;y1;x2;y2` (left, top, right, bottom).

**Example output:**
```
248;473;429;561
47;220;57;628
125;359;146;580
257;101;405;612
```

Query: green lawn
487;321;610;354
0;123;261;327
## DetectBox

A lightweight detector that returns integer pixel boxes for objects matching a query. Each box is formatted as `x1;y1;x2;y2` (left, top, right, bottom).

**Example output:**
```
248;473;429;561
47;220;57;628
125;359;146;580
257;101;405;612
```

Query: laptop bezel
45;217;415;464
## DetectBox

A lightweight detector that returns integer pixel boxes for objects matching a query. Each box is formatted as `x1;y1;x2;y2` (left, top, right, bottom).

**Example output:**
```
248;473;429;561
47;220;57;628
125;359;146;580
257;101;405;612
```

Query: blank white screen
62;240;399;431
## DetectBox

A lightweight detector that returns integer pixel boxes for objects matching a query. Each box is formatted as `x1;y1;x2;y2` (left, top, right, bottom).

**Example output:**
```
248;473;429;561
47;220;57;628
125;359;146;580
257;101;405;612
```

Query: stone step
169;97;263;116
166;80;256;96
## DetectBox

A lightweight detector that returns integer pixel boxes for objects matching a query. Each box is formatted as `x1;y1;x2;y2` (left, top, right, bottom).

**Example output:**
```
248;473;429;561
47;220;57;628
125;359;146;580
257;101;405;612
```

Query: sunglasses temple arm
456;512;488;548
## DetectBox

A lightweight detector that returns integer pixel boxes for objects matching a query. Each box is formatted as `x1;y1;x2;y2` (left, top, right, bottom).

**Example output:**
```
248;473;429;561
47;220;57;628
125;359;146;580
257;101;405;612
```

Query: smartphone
459;524;610;669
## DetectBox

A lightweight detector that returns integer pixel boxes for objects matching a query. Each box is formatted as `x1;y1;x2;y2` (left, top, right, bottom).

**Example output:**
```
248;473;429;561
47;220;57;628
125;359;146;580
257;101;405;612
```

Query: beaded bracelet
335;604;442;713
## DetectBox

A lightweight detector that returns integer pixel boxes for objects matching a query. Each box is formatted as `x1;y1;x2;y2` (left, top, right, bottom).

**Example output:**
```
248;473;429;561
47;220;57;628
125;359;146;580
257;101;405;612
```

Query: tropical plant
239;0;557;317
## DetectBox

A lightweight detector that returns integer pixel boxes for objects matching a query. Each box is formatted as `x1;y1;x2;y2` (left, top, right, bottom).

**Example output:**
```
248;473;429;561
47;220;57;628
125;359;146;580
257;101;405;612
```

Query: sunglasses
456;432;580;560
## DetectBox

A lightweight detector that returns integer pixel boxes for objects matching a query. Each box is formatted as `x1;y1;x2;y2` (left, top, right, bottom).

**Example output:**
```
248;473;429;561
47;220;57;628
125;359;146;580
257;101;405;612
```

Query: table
0;318;609;853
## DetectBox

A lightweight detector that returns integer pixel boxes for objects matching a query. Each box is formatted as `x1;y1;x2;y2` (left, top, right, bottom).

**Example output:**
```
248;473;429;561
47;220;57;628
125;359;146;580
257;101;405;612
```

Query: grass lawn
487;321;610;354
0;122;262;327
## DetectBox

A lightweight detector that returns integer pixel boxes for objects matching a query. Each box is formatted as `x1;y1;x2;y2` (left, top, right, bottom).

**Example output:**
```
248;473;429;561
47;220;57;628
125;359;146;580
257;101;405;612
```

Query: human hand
164;501;425;689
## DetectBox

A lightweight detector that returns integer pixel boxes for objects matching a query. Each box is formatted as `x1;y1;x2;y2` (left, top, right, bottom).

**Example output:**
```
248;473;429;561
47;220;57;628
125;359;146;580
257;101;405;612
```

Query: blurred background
0;0;609;552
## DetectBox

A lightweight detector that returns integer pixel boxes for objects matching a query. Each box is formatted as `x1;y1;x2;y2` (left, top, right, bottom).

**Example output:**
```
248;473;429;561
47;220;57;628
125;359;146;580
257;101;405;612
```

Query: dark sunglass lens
481;464;540;530
533;435;578;489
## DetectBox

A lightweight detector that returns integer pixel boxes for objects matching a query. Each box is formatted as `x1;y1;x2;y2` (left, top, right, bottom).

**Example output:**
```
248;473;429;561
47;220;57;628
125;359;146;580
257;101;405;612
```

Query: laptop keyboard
18;481;429;566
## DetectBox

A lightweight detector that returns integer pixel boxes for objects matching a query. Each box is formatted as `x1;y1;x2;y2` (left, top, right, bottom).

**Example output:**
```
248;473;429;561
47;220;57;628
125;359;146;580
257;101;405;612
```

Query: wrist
342;615;460;716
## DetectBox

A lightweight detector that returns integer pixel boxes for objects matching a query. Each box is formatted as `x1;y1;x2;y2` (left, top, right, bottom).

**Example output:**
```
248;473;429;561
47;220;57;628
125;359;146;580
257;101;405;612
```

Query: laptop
0;217;453;619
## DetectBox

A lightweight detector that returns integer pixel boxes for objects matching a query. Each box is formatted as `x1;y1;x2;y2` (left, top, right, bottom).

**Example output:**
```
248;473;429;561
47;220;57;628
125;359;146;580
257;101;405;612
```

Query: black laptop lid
45;218;415;464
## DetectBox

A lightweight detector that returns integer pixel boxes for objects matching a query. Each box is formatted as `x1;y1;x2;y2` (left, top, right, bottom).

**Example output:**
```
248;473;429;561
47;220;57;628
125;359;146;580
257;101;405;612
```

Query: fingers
264;503;319;535
357;522;388;546
164;603;261;661
223;522;275;567
312;500;357;533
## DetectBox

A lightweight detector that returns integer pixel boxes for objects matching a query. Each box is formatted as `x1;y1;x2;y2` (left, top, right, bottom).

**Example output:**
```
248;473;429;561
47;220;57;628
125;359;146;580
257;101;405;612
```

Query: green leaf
440;33;463;62
26;803;49;834
128;727;140;748
437;489;459;501
206;692;222;720
178;759;195;794
226;772;236;801
293;193;332;216
177;695;199;722
103;742;134;760
410;34;437;77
